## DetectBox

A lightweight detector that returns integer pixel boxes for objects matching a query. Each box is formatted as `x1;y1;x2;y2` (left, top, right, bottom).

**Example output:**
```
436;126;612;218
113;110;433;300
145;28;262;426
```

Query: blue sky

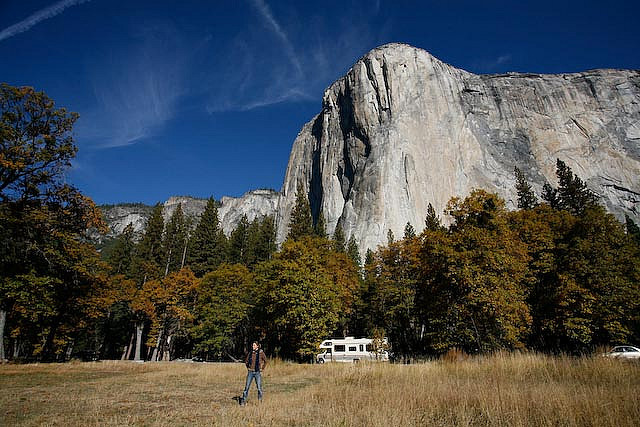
1;0;638;205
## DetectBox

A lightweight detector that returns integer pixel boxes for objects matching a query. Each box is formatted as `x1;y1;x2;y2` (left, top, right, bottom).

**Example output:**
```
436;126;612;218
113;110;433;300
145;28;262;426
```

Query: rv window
366;344;373;352
349;346;356;352
334;345;345;352
359;345;364;351
326;342;332;346
326;348;332;354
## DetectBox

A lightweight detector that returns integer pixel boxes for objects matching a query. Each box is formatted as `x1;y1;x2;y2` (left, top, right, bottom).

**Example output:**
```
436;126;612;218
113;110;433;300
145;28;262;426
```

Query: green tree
162;204;189;275
287;184;313;240
132;204;165;276
193;264;253;359
187;198;227;276
246;215;277;267
253;237;359;360
314;212;327;238
425;203;443;231
555;159;598;215
106;223;136;275
514;166;537;210
332;223;346;253
228;215;249;265
541;183;559;209
625;214;640;246
403;222;416;239
346;235;362;270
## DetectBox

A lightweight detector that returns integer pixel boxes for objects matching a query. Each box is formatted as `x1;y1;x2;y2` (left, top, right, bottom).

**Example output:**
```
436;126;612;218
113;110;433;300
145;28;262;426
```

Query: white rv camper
316;337;389;363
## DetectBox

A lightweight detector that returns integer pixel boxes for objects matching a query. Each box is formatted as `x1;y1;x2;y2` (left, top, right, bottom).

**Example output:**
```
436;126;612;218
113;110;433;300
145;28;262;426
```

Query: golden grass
1;353;638;426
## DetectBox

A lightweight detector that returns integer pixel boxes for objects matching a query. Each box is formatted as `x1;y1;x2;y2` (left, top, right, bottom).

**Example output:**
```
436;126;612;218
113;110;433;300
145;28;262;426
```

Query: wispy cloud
0;0;91;42
251;0;302;76
76;24;189;148
205;1;386;112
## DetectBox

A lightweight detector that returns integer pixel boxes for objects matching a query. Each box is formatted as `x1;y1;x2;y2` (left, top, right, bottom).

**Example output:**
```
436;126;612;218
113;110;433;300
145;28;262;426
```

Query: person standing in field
241;341;267;405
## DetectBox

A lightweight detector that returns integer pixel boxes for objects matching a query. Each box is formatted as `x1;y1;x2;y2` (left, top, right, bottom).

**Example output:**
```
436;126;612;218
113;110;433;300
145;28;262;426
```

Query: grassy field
1;353;638;426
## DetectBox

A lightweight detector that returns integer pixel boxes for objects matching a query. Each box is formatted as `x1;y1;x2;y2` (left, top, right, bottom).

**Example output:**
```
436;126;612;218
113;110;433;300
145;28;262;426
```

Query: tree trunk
181;239;188;269
0;309;6;362
123;330;134;360
164;248;172;277
151;329;163;362
163;334;172;361
100;310;112;359
134;321;144;361
65;341;74;361
41;317;61;362
13;338;21;359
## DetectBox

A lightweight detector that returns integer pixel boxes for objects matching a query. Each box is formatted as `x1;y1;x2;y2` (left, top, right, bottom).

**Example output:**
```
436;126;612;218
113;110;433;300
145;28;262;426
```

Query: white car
603;346;640;359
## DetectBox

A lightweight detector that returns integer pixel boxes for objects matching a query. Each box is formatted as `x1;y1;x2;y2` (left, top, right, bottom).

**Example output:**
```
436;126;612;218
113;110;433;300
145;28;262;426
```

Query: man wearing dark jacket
241;341;267;405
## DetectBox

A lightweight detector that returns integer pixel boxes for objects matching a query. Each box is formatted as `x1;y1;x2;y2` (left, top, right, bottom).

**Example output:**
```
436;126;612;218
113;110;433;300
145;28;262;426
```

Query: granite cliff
277;43;640;253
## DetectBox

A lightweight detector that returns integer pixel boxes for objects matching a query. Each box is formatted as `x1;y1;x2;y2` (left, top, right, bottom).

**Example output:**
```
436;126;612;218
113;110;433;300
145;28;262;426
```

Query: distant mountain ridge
97;189;279;242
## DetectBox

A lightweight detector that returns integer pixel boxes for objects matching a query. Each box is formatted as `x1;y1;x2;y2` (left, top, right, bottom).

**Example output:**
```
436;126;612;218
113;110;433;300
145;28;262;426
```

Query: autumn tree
0;84;106;361
0;83;77;203
145;268;198;361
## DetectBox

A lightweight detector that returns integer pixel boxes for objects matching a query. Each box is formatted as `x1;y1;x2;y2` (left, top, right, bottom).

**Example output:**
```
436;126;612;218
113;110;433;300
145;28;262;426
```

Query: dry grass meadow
1;353;638;426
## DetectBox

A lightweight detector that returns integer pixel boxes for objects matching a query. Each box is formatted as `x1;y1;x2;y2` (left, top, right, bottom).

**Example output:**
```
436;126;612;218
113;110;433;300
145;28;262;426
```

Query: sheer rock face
277;43;640;253
218;189;280;235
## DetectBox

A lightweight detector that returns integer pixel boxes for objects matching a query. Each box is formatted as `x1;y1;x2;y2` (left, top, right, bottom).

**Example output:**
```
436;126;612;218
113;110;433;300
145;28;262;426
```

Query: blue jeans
242;370;263;402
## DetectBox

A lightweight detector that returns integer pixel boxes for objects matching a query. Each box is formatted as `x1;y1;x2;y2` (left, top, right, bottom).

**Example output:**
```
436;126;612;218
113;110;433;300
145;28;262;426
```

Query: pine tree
254;215;277;264
132;203;165;280
404;222;416;239
387;229;395;245
541;183;558;209
314;212;327;238
162;204;189;276
347;235;362;269
625;214;640;246
555;159;598;215
514;166;537;210
187;198;227;276
287;184;314;240
106;223;136;275
333;223;346;253
425;203;442;231
228;215;250;265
